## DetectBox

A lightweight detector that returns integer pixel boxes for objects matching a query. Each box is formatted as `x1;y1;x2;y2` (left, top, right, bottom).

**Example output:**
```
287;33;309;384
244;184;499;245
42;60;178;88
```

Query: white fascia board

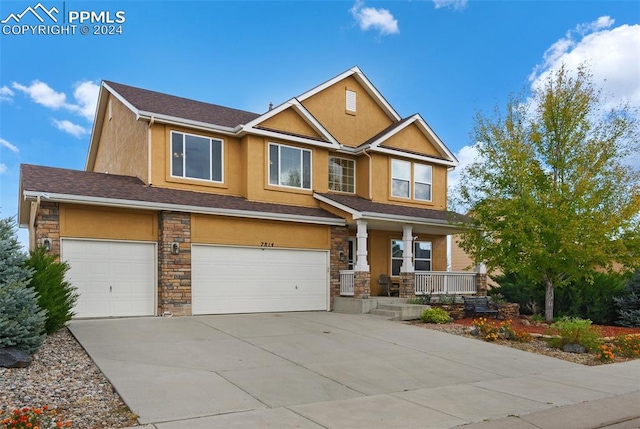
244;127;339;149
313;193;362;219
22;191;345;226
297;66;401;122
360;211;462;229
103;82;139;116
414;114;458;164
371;146;458;167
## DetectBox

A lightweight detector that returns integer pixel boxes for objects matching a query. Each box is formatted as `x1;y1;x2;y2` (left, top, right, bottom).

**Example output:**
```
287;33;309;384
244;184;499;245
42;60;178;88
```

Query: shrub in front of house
25;247;78;334
420;308;451;324
546;317;602;352
0;281;47;354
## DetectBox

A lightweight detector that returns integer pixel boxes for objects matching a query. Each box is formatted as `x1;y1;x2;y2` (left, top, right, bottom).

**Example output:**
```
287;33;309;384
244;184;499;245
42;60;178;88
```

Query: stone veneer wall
36;201;60;257
399;272;416;298
353;271;371;299
476;273;488;297
158;212;192;316
329;225;349;304
498;303;520;320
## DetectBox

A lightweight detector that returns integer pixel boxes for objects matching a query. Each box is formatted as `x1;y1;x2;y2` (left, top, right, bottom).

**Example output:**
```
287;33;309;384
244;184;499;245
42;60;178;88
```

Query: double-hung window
269;143;312;189
171;131;223;182
390;239;432;276
391;159;432;201
328;156;355;193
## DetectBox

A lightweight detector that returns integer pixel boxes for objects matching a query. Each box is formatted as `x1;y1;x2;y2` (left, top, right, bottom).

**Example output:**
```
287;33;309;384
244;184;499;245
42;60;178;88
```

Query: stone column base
399;272;416;298
353;271;371;299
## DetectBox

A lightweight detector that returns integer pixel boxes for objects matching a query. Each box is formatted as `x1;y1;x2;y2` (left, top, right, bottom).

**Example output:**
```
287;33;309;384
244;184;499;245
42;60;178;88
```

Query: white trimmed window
391;159;432;201
269;143;312;189
329;156;355;193
390;239;432;276
171;131;223;182
346;89;356;112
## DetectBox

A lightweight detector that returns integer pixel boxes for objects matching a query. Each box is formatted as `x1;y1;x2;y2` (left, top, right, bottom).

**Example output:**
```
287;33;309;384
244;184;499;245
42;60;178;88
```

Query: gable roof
19;165;344;227
297;66;401;122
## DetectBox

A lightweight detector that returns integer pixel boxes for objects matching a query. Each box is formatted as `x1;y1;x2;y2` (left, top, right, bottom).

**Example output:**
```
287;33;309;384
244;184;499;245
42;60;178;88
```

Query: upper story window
346;89;356;113
269;143;312;190
171;131;223;182
391;159;432;201
329;156;355;193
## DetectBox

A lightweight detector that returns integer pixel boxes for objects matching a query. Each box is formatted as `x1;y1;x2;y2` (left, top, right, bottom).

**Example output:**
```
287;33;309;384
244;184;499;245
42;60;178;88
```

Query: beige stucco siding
301;76;393;147
383;123;442;158
60;204;157;241
192;214;330;250
259;108;322;139
93;94;148;181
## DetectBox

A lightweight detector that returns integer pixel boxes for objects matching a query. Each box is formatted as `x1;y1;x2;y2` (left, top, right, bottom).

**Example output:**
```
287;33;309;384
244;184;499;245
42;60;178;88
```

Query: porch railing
339;270;355;296
415;271;477;295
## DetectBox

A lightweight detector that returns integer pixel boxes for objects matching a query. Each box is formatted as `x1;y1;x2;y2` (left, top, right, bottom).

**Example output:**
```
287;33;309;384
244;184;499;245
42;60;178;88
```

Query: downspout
363;148;372;200
147;116;155;185
28;195;41;250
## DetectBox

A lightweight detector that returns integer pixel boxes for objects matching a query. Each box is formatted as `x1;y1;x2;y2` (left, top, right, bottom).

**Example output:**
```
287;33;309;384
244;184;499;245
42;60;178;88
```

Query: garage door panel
62;240;155;318
192;246;328;315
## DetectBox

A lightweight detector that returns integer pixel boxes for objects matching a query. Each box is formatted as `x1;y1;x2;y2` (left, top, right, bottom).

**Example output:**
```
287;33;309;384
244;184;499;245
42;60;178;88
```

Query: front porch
339;270;484;298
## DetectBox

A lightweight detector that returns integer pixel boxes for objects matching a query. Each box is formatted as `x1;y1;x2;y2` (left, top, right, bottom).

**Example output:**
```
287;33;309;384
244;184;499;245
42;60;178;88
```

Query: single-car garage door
62;239;156;318
192;245;328;315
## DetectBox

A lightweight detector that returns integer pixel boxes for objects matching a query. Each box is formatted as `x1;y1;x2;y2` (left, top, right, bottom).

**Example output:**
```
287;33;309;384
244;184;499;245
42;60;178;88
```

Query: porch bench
463;296;499;318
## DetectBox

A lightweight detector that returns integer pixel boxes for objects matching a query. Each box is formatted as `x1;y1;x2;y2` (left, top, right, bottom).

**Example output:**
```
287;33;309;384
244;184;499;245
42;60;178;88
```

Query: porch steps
332;297;429;321
377;303;430;321
369;308;401;320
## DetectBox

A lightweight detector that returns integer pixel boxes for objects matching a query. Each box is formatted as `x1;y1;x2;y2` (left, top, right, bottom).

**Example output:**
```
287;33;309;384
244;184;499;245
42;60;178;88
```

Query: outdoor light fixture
171;242;180;254
338;251;348;263
42;238;52;252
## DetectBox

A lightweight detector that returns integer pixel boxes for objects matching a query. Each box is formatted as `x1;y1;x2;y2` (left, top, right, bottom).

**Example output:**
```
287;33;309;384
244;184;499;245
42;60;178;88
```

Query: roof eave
22;191;345;226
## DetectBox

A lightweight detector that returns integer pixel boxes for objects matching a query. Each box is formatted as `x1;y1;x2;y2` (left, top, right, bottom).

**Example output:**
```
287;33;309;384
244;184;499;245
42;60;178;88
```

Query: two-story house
18;67;476;318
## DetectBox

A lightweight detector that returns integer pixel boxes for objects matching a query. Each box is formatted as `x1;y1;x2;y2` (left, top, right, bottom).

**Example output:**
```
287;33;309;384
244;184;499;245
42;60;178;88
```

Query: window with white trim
390;239;432;276
329;156;355;193
171;131;223;182
391;159;432;201
269;143;312;189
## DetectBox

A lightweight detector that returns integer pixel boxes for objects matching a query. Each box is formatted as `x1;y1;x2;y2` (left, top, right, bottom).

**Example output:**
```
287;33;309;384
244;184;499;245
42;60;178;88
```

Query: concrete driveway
69;312;640;429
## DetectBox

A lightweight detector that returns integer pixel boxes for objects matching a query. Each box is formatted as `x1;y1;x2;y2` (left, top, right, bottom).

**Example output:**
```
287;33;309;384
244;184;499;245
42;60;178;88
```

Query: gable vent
346;89;356;113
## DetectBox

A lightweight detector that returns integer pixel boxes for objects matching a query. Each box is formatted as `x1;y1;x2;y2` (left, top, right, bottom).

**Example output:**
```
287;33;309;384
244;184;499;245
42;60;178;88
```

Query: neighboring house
450;235;499;288
18;66;476;318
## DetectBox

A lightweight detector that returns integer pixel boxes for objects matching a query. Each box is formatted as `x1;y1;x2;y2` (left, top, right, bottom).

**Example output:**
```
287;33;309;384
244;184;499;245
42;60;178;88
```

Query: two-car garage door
62;239;328;317
192;245;329;315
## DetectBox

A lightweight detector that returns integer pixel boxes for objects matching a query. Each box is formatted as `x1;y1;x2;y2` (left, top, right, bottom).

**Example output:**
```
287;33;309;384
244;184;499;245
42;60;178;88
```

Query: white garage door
192;245;328;315
62;239;156;318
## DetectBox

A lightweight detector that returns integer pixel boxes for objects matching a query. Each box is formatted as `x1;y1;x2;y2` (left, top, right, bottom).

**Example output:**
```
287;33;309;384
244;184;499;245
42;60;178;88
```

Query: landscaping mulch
411;317;640;366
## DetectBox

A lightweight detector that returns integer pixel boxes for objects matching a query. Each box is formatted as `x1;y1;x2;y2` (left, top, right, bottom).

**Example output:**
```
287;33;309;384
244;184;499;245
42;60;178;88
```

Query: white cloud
0;137;19;153
448;144;479;195
12;80;67;109
12;79;100;121
52;119;88;138
0;163;7;174
529;18;640;112
350;0;399;36
432;0;468;11
0;85;14;102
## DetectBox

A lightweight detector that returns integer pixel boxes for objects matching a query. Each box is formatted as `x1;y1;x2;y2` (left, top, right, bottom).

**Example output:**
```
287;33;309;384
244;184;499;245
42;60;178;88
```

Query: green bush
614;269;640;327
0;216;33;287
490;273;544;315
25;247;78;334
0;281;47;354
547;317;602;352
420;308;451;324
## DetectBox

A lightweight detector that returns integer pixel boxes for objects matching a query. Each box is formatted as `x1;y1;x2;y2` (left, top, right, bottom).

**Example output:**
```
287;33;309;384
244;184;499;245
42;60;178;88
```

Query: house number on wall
261;242;275;247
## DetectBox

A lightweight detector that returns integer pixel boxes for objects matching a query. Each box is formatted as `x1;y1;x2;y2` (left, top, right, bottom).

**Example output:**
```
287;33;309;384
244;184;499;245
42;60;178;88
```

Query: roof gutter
22;191;346;227
136;111;242;136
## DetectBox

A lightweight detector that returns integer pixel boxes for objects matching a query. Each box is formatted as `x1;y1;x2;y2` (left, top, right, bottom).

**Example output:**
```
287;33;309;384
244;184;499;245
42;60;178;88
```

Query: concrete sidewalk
69;312;640;429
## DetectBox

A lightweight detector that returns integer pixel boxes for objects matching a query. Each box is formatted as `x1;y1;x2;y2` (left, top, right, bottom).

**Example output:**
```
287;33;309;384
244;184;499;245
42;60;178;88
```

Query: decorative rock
521;319;531;326
0;348;32;368
563;343;587;354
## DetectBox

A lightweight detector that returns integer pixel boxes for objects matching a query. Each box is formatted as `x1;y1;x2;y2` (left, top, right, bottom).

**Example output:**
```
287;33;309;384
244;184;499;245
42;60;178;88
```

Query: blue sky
1;0;639;247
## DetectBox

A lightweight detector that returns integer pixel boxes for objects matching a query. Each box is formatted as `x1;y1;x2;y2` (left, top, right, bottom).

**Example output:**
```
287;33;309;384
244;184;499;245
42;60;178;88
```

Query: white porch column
354;219;370;272
401;225;414;273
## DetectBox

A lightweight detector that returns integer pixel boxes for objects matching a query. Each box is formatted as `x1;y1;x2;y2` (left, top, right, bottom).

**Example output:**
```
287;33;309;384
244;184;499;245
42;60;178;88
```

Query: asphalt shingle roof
21;164;342;220
104;81;261;128
316;192;468;223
